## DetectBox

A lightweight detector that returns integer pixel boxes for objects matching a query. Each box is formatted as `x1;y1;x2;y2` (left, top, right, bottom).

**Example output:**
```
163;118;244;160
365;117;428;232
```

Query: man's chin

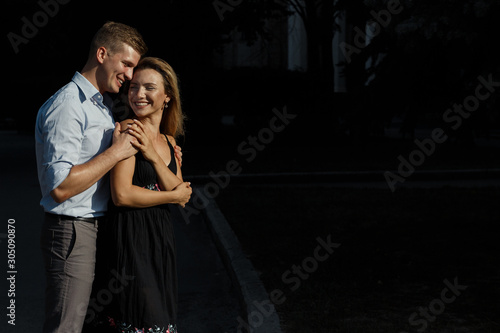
108;84;120;94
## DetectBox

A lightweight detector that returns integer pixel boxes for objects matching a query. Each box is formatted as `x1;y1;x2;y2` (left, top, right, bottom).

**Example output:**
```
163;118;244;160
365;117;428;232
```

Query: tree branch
284;0;308;22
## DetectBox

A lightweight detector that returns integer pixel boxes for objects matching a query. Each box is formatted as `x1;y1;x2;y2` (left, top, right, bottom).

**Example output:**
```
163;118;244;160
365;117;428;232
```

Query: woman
98;57;191;333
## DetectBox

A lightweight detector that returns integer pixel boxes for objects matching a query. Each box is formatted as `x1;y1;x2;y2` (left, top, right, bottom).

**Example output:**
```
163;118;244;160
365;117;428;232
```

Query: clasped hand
126;119;159;163
126;119;183;165
126;119;191;207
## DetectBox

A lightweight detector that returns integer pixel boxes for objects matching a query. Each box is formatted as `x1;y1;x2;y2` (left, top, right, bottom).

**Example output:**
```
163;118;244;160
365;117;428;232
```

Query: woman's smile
132;101;150;109
128;68;169;115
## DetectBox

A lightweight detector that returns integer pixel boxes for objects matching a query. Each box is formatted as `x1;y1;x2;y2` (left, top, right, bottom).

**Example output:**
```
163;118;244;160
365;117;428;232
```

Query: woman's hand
127;119;160;163
172;182;192;207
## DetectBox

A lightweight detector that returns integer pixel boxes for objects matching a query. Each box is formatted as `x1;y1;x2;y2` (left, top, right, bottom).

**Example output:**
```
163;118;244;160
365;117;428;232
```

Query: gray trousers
40;214;99;333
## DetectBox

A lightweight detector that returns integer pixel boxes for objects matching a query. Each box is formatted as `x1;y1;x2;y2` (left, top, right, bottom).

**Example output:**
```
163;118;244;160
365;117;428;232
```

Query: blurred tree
283;0;335;79
340;0;500;139
214;1;340;101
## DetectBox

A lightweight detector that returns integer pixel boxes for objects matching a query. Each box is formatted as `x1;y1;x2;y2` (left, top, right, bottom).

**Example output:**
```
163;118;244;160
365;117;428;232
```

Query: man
35;22;147;333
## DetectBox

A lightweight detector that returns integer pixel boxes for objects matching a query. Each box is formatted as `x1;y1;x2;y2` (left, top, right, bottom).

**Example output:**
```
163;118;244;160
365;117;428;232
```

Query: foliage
343;0;500;136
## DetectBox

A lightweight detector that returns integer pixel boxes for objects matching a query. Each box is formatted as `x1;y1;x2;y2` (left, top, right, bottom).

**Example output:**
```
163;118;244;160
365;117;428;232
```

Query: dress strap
164;134;177;175
164;134;174;149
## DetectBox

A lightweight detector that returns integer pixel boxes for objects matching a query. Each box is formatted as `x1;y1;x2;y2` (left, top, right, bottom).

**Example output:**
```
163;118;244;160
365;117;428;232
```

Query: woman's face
128;68;170;118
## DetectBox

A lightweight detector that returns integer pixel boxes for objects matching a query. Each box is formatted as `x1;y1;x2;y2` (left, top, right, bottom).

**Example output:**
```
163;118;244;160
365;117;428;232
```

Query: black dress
98;135;178;333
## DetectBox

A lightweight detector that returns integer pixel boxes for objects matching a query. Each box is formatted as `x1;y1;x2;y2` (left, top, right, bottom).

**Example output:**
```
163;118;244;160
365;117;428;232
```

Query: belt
45;212;106;224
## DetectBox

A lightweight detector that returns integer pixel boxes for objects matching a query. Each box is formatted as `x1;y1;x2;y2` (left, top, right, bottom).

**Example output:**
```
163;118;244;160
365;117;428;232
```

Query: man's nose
125;67;134;81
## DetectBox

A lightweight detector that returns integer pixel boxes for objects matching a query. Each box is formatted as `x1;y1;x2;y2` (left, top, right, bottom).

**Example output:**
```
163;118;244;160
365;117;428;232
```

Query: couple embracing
35;21;191;333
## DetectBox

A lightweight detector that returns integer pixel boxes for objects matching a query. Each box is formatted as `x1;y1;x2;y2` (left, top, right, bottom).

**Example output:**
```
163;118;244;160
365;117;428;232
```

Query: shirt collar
72;71;111;109
72;72;100;100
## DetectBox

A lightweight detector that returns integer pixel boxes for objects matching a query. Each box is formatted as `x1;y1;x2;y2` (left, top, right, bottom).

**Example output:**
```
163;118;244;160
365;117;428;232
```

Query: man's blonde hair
88;21;147;59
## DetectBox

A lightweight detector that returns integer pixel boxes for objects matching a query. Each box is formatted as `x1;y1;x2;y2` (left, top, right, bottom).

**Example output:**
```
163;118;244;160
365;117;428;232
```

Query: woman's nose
137;87;146;97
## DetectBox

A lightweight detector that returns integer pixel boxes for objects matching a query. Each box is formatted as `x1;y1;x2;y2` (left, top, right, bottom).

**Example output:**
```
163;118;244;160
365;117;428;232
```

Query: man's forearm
50;147;122;203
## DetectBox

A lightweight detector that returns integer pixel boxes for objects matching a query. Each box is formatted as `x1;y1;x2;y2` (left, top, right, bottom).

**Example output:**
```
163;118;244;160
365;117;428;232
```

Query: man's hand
174;145;183;166
50;123;137;204
111;122;138;161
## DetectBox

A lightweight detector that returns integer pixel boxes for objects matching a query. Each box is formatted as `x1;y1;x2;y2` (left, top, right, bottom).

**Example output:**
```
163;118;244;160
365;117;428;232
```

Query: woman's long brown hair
133;57;185;138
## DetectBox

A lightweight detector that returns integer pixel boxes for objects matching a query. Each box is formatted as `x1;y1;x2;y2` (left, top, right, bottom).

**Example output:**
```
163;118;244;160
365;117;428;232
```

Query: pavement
3;127;500;333
0;132;241;333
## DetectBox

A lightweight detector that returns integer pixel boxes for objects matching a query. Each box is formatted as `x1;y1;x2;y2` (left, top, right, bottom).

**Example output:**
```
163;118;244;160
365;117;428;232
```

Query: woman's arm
111;156;191;208
149;138;183;191
127;119;182;191
110;143;192;208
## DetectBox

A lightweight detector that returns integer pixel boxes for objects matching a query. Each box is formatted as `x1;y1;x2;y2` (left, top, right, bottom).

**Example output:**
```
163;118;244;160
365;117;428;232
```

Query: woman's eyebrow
130;82;157;86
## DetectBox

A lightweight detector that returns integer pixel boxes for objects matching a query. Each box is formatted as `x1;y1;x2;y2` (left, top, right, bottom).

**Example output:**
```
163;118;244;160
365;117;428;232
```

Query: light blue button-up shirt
35;72;115;217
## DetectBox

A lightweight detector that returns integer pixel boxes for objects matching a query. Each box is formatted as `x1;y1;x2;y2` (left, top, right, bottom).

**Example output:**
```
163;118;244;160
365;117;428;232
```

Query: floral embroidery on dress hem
143;183;161;191
108;317;177;333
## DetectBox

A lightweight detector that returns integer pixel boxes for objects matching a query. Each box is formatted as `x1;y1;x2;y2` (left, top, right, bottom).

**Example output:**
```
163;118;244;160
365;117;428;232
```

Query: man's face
100;44;141;94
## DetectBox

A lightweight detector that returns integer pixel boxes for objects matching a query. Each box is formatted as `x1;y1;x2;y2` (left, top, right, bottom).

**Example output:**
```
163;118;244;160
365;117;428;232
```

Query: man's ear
96;46;108;64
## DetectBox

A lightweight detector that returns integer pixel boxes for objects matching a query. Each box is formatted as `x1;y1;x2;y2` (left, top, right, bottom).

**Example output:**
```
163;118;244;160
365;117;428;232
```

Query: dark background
3;1;500;331
4;0;500;175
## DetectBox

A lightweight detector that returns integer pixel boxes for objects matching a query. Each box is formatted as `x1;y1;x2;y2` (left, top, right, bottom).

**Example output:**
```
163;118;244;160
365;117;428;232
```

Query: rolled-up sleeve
39;95;85;191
